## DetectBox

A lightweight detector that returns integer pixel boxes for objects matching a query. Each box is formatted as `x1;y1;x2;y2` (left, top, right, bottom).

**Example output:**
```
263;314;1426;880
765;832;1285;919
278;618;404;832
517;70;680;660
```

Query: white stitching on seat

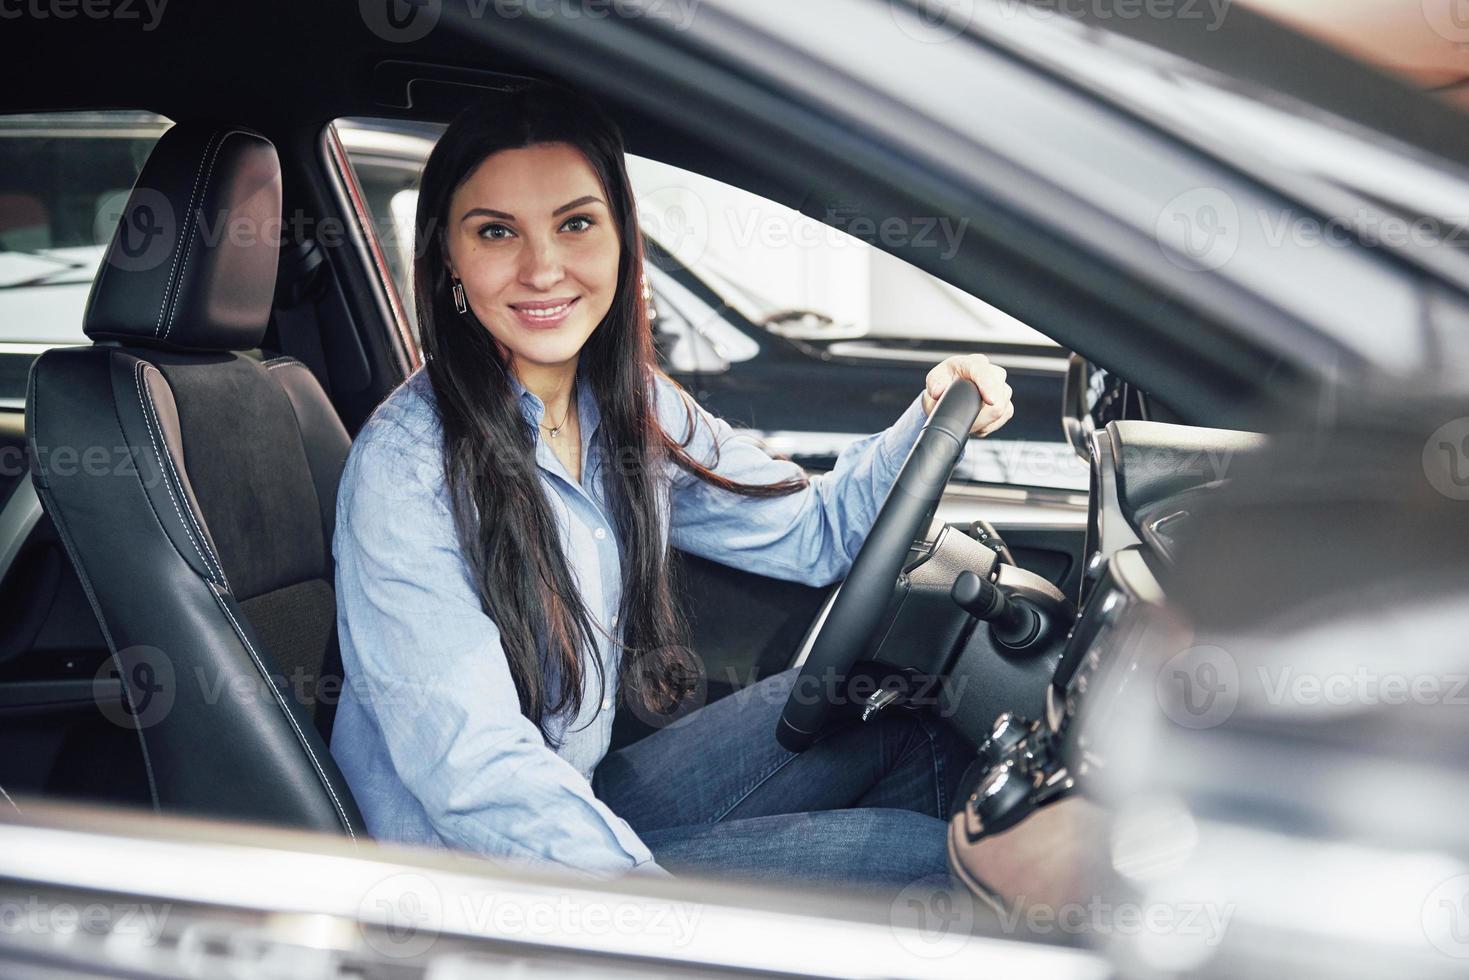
263;357;300;372
137;363;232;588
0;780;20;815
132;360;227;587
210;584;358;842
164;129;254;343
154;129;225;340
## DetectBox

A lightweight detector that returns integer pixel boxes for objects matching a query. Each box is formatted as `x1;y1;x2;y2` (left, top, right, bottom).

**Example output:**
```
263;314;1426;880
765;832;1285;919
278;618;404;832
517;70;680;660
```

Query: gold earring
451;277;468;315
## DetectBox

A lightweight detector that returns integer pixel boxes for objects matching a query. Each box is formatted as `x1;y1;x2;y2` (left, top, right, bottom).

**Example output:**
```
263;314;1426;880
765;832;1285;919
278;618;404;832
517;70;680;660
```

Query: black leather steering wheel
776;380;984;752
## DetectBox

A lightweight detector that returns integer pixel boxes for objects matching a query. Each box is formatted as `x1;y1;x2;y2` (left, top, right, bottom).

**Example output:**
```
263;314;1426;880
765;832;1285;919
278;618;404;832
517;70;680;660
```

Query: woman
329;80;1016;894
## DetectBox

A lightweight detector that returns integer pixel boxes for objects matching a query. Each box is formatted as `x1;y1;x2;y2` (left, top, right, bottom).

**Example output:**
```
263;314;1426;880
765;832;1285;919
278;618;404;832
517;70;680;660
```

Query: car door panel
0;487;146;809
1;421;153;814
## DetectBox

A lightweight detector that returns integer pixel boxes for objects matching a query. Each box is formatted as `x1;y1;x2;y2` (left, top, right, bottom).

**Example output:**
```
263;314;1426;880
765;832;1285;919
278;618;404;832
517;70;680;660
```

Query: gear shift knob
951;570;1042;648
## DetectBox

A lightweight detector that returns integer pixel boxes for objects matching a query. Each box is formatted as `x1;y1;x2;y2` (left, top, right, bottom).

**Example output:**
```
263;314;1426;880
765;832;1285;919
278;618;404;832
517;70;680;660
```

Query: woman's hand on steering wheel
922;353;1015;438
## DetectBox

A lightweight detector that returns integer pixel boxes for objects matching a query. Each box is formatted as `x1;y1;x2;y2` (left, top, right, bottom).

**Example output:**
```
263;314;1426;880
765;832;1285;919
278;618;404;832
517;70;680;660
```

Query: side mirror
1061;353;1093;462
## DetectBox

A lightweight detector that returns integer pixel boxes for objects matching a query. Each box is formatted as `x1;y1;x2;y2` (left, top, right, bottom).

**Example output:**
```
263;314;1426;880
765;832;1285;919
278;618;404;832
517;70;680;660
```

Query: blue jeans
592;665;976;897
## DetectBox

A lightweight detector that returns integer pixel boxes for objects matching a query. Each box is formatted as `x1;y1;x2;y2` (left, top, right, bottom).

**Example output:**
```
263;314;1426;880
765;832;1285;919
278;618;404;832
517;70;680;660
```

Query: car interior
4;3;1464;929
0;104;1100;827
0;59;1114;837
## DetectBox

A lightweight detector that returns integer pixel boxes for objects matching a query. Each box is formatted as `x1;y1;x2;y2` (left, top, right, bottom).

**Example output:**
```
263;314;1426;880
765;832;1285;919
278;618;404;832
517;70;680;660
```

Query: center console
947;546;1181;893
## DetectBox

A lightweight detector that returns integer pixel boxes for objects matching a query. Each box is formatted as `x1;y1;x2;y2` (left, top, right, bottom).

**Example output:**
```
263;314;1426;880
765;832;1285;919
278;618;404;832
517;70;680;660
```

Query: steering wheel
776;380;983;752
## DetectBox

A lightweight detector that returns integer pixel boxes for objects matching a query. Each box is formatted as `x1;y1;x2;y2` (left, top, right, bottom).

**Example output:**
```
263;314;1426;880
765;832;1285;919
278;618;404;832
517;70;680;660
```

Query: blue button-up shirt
329;362;932;879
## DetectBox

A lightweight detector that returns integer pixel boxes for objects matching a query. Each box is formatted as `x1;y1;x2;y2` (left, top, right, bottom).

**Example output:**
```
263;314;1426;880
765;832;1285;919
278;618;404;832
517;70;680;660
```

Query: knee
841;808;952;882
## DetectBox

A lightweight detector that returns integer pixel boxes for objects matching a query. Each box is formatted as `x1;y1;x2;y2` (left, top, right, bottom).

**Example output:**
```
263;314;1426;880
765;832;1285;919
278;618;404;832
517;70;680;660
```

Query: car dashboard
947;415;1267;878
1065;418;1266;761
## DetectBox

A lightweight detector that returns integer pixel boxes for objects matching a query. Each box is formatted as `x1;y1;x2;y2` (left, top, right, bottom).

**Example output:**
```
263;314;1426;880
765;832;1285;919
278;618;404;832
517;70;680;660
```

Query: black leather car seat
24;123;366;840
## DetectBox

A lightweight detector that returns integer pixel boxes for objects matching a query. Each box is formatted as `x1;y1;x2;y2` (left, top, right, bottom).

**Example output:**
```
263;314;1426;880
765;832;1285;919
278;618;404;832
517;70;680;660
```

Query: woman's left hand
921;353;1015;437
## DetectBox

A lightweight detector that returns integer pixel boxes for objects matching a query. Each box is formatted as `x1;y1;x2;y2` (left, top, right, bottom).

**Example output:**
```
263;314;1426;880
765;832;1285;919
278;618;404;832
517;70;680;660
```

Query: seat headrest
84;124;282;352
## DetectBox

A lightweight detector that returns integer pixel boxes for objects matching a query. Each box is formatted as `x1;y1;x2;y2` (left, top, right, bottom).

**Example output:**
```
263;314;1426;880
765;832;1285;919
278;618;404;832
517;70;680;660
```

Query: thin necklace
539;401;571;439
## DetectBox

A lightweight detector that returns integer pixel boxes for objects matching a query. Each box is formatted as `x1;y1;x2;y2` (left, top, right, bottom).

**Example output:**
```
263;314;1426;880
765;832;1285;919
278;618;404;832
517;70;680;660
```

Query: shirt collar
505;359;601;441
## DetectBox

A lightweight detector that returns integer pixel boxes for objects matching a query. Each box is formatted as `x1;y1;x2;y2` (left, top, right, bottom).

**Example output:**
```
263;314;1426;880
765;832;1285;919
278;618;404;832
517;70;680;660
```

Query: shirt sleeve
333;419;666;879
660;376;956;587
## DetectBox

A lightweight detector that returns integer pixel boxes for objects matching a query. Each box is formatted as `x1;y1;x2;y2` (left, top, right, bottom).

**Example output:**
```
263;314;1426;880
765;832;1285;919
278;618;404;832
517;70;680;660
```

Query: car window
626;155;1056;349
334;117;1085;491
332;119;440;341
0;111;173;408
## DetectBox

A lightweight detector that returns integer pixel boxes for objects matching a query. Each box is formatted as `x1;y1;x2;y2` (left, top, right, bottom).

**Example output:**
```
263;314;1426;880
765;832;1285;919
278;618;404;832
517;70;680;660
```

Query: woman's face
444;141;621;375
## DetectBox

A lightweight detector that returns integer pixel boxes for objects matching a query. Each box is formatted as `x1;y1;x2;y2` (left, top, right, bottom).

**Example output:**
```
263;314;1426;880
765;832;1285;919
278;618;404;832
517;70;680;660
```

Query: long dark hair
413;80;805;744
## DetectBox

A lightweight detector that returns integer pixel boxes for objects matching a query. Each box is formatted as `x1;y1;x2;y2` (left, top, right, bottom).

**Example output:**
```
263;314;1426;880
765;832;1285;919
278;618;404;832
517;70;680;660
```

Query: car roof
0;1;1462;163
5;0;1463;420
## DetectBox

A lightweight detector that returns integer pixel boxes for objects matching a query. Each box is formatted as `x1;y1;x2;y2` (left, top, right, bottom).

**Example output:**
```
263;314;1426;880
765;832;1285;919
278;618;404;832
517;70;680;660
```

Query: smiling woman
445;147;617;372
328;79;1013;893
442;143;622;482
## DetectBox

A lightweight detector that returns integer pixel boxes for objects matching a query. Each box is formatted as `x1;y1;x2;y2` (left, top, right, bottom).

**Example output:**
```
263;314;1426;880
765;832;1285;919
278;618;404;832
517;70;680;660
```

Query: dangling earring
641;269;656;323
451;277;468;315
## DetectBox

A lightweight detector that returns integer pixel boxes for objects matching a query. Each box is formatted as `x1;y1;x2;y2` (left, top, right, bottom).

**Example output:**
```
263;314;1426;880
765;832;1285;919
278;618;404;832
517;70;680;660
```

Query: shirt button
601;696;612;710
611;613;619;627
594;527;607;540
